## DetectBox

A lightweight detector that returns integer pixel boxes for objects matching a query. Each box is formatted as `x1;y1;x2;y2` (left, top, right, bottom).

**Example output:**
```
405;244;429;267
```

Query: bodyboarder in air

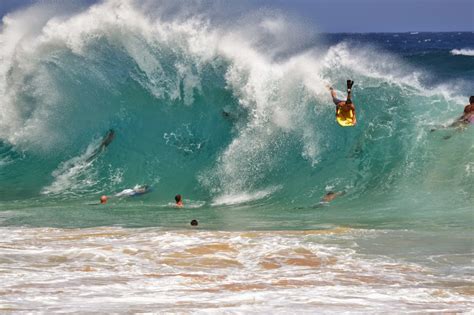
328;80;357;127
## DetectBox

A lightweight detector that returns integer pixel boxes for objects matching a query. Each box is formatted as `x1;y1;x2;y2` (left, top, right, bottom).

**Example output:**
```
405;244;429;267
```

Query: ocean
0;1;473;313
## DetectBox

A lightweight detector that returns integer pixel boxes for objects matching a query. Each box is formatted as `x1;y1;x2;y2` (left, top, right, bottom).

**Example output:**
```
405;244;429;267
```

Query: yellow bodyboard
336;108;356;127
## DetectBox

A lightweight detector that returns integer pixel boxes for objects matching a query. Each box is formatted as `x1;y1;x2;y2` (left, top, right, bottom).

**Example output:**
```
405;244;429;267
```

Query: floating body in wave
321;191;345;203
115;185;151;197
431;97;474;138
311;191;346;208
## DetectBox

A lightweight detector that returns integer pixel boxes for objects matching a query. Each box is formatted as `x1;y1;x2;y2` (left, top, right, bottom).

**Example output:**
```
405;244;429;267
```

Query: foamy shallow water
0;227;472;313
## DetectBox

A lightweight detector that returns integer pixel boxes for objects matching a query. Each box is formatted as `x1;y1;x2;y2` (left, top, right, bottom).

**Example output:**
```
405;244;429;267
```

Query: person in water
190;219;198;226
86;129;116;162
115;185;151;197
175;194;183;207
321;191;345;203
454;96;474;126
329;80;356;125
299;191;346;209
100;195;108;204
431;96;474;134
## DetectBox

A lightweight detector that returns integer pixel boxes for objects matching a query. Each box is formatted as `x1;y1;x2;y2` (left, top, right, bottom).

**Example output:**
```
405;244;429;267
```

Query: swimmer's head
100;195;108;204
190;219;198;226
175;194;182;203
470;96;474;105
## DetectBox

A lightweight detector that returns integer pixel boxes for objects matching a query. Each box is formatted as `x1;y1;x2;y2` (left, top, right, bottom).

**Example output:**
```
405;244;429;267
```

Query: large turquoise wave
0;1;472;229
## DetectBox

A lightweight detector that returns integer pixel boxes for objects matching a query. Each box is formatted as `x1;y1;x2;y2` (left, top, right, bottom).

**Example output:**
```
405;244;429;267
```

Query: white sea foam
0;226;471;313
0;211;19;223
450;48;474;56
212;186;280;206
0;156;13;167
0;4;65;150
41;137;103;195
160;199;205;209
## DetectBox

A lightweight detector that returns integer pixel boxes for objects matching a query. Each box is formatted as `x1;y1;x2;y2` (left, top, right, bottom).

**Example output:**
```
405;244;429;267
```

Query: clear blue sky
268;0;474;32
1;0;473;33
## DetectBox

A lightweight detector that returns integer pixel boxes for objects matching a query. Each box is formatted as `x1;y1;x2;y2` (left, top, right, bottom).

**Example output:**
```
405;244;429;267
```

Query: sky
0;0;473;33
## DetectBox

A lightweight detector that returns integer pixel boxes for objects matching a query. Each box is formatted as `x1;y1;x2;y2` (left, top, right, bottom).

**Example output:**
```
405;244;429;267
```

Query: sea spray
0;0;471;225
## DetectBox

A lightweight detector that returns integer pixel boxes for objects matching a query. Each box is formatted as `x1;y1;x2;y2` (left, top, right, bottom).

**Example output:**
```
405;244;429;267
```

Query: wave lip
450;48;474;56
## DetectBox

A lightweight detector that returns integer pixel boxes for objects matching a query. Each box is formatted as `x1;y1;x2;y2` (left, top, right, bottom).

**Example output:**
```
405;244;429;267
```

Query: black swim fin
347;80;354;89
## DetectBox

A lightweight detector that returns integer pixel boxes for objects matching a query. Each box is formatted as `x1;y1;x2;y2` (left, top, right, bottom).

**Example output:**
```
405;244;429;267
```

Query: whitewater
0;0;473;313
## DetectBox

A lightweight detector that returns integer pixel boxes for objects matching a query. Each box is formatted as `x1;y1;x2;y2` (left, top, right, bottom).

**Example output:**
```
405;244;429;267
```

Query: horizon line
320;31;473;34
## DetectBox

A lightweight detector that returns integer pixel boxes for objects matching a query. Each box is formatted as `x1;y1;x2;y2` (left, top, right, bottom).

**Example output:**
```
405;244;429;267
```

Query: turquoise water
0;31;472;230
0;1;473;312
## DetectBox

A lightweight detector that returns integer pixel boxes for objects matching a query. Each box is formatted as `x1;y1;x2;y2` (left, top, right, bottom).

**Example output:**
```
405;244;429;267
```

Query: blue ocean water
0;29;472;229
0;2;472;312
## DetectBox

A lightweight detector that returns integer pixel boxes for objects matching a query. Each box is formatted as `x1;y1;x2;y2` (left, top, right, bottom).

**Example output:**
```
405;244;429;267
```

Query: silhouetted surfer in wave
86;129;115;162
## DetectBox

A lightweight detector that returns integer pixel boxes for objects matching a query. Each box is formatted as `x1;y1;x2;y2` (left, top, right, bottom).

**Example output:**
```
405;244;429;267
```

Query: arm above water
329;86;337;100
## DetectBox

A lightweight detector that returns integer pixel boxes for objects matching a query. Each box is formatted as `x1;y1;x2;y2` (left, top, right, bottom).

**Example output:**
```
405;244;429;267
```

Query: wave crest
450;48;474;56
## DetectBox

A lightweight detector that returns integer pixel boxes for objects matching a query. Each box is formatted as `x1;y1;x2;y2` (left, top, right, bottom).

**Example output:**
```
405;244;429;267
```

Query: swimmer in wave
115;185;151;197
175;194;184;207
86;129;115;163
431;96;474;136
